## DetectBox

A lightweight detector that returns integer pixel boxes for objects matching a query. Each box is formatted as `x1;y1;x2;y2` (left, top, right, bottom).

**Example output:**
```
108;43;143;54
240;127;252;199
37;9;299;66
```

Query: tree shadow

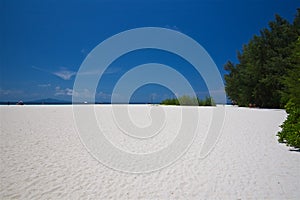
289;148;300;152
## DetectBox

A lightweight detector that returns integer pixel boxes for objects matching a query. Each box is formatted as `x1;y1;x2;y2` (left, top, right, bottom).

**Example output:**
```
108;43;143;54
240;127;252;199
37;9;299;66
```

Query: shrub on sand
161;96;215;106
277;101;300;149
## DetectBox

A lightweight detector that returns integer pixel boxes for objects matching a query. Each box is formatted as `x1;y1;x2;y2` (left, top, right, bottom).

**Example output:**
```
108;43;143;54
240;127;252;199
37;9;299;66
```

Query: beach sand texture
1;105;299;199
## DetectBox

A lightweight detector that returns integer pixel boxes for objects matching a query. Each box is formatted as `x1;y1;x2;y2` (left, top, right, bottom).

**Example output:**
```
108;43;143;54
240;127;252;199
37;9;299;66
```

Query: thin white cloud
0;88;25;101
77;69;104;76
165;25;181;32
97;91;111;99
32;66;76;80
0;88;23;95
72;88;97;103
53;70;76;80
32;65;48;73
77;67;121;76
32;65;120;81
55;86;78;96
38;83;51;87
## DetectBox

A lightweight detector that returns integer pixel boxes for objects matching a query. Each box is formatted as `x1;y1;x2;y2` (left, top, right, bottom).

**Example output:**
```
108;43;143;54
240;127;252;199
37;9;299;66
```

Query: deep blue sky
0;0;299;102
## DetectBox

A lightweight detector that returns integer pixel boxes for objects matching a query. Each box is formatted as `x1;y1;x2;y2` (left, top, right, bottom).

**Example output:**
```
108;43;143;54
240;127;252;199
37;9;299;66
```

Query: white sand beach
1;105;299;199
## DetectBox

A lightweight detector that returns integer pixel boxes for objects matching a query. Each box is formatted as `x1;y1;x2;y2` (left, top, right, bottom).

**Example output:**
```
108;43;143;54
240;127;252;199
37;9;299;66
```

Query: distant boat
16;101;24;105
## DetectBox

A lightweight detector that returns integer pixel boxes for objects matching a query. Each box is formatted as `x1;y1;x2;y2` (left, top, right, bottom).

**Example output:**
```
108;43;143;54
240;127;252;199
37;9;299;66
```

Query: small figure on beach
248;103;256;108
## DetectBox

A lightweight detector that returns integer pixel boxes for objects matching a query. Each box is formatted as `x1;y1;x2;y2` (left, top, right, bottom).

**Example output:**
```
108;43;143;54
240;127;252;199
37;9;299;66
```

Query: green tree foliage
277;37;300;149
224;9;300;148
224;9;300;108
161;96;215;106
281;37;300;106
